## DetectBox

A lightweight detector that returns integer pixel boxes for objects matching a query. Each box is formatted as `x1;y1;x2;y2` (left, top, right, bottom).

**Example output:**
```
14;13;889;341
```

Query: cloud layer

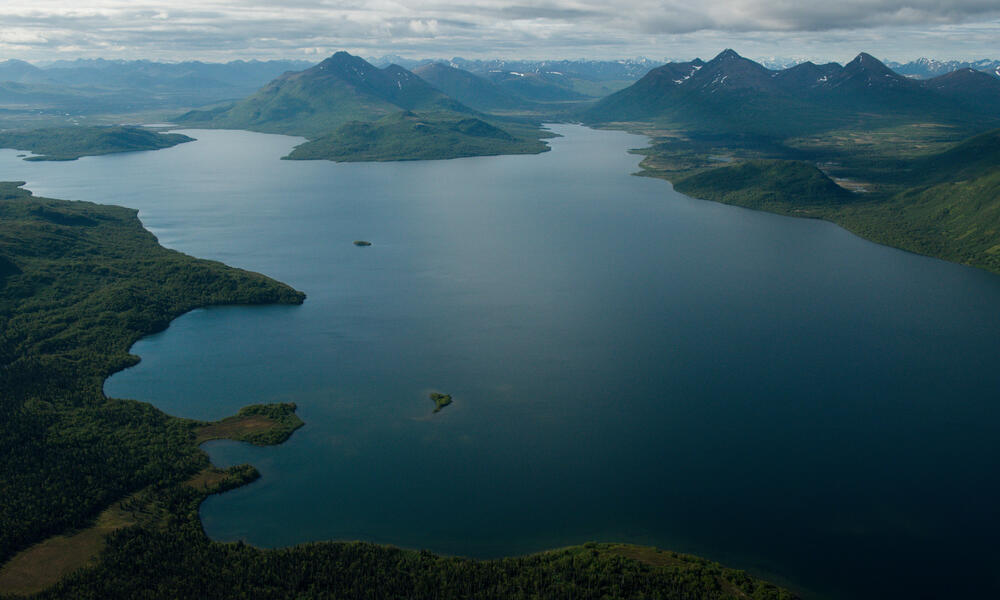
2;1;999;61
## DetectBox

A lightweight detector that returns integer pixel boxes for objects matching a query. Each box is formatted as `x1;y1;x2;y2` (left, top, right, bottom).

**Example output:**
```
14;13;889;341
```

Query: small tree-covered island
430;392;453;413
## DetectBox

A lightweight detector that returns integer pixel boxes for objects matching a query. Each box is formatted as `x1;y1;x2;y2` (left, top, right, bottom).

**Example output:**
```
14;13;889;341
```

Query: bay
3;125;999;599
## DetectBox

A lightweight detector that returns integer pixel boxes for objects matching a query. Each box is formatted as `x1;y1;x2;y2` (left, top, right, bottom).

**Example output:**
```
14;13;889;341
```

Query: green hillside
0;126;192;161
908;128;1000;183
662;130;1000;273
176;52;472;138
673;160;852;211
284;111;548;162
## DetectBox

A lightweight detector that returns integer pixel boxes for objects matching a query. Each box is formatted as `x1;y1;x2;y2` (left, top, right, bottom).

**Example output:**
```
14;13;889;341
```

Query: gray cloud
0;1;998;62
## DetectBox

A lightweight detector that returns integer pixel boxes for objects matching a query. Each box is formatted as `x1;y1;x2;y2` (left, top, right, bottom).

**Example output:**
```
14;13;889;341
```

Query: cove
3;125;999;600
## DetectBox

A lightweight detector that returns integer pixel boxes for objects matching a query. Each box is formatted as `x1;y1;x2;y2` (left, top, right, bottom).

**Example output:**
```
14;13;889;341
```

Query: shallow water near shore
4;125;1000;599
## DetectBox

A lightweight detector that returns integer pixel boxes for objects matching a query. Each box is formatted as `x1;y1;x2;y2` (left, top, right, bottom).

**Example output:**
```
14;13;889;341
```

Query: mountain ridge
176;51;475;137
584;49;1000;135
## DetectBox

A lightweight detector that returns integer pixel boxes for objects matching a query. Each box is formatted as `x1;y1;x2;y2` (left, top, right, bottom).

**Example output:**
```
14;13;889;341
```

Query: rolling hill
0;126;193;161
284;111;548;162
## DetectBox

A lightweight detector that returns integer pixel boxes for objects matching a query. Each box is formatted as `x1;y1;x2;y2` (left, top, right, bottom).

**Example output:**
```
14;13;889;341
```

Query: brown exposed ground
195;414;278;444
0;496;140;596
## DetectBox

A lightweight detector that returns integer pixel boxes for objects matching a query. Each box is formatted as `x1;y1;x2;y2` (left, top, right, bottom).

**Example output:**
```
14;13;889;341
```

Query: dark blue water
3;126;999;599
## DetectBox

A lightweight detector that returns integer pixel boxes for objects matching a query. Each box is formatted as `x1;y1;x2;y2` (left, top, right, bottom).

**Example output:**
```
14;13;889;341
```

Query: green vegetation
195;403;305;446
33;529;796;600
284;111;548;162
651;129;1000;273
0;180;304;565
0;126;192;161
673;160;851;211
0;181;794;598
430;392;453;413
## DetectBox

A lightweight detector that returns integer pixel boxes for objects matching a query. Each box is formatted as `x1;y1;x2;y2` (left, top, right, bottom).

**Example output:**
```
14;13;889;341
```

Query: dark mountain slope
413;62;527;111
772;61;842;92
176;52;472;137
483;70;590;102
924;68;1000;112
579;59;704;122
585;50;1000;136
586;50;837;135
0;59;49;84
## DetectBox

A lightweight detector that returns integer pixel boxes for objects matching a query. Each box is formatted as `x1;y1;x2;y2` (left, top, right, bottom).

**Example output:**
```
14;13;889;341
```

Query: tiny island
430;392;453;413
353;240;372;246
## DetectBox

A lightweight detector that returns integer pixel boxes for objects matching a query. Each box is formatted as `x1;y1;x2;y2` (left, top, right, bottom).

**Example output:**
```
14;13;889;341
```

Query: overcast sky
2;1;999;64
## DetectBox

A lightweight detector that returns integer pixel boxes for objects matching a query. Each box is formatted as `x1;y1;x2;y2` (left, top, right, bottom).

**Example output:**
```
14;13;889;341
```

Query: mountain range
0;58;313;116
370;56;660;82
412;62;527;112
585;50;1000;135
0;58;312;90
371;56;660;101
887;57;1000;79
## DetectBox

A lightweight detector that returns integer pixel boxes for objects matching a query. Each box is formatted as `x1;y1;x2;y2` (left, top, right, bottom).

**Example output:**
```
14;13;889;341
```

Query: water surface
3;126;999;599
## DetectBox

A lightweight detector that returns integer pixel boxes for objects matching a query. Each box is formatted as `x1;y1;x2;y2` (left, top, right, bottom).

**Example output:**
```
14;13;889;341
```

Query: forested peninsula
0;126;192;161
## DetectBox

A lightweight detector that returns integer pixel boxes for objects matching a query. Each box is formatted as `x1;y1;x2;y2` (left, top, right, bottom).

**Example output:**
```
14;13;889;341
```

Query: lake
3;125;999;599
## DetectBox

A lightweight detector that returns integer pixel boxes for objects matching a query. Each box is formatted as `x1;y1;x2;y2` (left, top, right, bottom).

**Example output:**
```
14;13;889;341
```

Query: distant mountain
375;57;660;101
0;81;146;113
808;52;943;114
923;68;1000;112
176;52;472;137
888;57;1000;80
284;111;547;162
33;58;313;92
675;49;775;92
0;59;50;84
585;49;1000;136
584;59;705;121
756;56;814;70
584;49;830;135
480;69;589;102
771;61;842;90
372;57;661;83
0;58;316;116
413;63;527;111
823;53;916;92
